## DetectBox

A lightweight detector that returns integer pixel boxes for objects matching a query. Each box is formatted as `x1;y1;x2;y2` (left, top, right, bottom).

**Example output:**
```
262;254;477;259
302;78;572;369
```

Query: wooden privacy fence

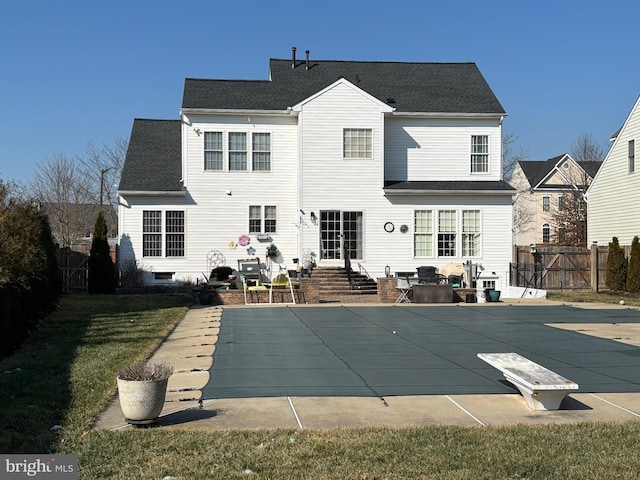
57;245;118;292
57;249;89;292
510;244;619;291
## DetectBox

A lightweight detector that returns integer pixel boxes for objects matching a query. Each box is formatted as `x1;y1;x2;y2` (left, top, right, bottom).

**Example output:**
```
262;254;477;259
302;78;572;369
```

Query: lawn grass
548;289;640;307
3;293;640;479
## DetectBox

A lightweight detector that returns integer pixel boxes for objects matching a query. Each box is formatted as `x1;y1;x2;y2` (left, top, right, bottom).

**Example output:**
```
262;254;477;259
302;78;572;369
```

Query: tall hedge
0;179;61;355
626;236;640;293
88;211;117;294
606;236;627;291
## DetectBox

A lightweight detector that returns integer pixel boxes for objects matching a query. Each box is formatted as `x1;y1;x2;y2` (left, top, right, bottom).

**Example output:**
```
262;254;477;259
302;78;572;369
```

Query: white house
118;50;514;291
587;95;640;246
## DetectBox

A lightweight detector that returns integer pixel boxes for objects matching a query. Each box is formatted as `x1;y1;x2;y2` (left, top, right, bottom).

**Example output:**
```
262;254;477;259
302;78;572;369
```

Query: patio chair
269;273;296;304
396;277;412;303
242;276;268;305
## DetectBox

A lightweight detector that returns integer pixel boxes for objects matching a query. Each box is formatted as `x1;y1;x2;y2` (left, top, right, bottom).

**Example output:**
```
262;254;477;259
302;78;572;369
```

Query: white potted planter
117;361;173;426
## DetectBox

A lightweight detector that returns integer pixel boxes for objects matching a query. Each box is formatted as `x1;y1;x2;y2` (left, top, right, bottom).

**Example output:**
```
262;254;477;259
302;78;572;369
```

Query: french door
319;210;363;260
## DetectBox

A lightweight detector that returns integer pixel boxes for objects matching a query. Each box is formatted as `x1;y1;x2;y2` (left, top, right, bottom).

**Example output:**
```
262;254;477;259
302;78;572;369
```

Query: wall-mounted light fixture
385;265;391;278
530;243;537;254
194;128;202;135
225;189;232;196
310;212;317;223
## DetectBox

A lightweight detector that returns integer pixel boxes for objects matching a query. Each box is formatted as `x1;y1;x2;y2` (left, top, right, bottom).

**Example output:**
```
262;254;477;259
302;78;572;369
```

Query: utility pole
100;167;113;206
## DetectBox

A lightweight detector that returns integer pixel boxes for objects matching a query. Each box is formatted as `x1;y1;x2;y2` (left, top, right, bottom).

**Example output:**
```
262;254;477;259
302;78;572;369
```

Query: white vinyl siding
385;118;502;182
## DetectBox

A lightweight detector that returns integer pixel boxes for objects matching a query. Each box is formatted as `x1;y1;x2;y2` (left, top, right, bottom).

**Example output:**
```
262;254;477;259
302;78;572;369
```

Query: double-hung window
343;129;372;158
204;132;223;170
437;210;457;257
630;140;635;173
462;210;481;257
142;210;185;257
252;133;271;171
414;210;433;257
165;211;185;257
558;195;565;211
143;211;162;257
471;135;489;173
249;205;277;233
542;223;551;243
229;132;247;171
542;196;550;212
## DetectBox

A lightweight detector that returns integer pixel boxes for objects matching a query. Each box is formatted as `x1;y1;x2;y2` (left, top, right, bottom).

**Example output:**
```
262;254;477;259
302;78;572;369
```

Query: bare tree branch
569;133;608;162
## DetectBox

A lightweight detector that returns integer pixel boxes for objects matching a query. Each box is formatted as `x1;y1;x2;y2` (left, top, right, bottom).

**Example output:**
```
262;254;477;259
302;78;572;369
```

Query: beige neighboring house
510;154;601;246
587;95;640;247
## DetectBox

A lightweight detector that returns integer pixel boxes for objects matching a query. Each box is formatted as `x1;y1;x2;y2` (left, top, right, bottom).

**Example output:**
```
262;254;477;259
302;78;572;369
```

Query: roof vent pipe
291;47;297;68
305;50;310;70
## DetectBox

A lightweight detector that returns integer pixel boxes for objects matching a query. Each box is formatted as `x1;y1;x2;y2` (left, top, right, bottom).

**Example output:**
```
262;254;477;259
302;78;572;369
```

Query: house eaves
118;190;186;197
384;181;515;196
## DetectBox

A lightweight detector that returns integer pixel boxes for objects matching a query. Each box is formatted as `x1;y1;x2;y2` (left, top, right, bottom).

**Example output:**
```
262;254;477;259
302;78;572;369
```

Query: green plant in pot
117;361;174;426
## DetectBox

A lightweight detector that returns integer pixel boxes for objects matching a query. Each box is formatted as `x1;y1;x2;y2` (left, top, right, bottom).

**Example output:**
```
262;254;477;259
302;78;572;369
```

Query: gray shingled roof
183;59;506;114
118;119;183;192
384;180;515;192
518;155;602;188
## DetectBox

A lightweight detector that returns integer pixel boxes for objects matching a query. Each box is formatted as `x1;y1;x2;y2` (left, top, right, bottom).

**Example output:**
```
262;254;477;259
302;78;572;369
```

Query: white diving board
477;352;579;411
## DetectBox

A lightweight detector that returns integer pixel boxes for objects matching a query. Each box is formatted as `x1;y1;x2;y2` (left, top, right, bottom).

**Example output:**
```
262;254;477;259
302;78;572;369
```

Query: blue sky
1;0;638;184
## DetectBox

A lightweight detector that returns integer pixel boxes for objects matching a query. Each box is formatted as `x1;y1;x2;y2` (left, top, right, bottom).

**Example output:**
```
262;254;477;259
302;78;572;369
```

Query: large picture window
471;135;489;173
343;129;372;159
414;210;433;257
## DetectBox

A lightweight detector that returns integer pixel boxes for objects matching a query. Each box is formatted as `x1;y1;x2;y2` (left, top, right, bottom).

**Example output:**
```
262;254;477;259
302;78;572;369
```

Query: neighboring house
41;202;118;248
509;154;601;246
118;50;515;290
587;95;640;246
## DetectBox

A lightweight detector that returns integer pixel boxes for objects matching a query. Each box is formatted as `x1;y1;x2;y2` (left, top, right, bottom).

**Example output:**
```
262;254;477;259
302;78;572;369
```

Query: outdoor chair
242;277;268;305
396;277;412;303
269;273;296;304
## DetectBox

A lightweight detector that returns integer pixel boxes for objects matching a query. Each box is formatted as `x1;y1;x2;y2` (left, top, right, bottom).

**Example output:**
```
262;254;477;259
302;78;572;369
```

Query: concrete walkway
94;301;640;431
